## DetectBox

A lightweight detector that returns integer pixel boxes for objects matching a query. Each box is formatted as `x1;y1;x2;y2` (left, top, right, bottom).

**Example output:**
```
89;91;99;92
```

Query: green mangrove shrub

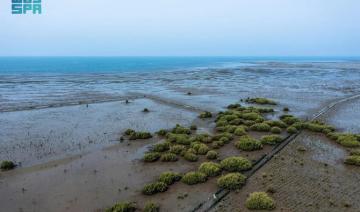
286;126;298;134
344;155;360;166
142;182;168;195
0;161;15;171
270;127;281;134
172;124;191;135
170;145;187;155
245;192;276;210
199;111;212;118
260;135;283;145
217;173;247;190
152;142;170;152
206;150;218;160
181;171;207;185
160;153;178;162
158;171;182;185
143;152;161;162
245;97;277;105
143;202;160;212
235;136;263;151
250;123;271;132
106;201;136;212
198;162;222;177
220;156;252;172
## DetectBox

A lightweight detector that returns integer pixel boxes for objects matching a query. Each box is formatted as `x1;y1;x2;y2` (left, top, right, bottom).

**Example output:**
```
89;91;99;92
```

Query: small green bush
129;131;153;140
261;135;283;145
190;134;212;143
270;127;281;134
142;182;168;195
0;161;15;171
234;127;247;136
198;162;222;177
172;124;191;134
170;145;187;155
160;153;178;162
344;155;360;166
235;136;263;151
280;115;300;125
245;98;277;105
350;149;360;156
199;111;212;118
244;120;256;126
217;173;247;190
184;152;199;162
152;142;170;152
245;192;276;210
303;122;335;133
166;133;191;145
227;103;241;109
106;201;136;212
335;134;360;148
191;143;210;155
143;202;160;212
212;132;234;141
181;171;207;185
158;172;182;185
143;152;161;162
212;140;225;149
206;150;218;160
156;129;168;136
286;126;298;134
124;129;135;136
250;123;271;132
241;112;263;121
220;156;252;172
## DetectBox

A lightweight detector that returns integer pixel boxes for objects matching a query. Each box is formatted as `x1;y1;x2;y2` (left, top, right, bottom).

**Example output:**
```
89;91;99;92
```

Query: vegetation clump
158;172;182;185
170;145;187;155
190;143;210;155
270;127;282;134
265;120;287;128
234;126;247;136
280;115;300;125
344;155;360;166
261;135;283;145
206;150;218;160
106;201;136;212
235;136;263;151
143;202;160;212
160;153;178;162
217;173;247;190
190;124;197;130
166;133;191;145
328;133;360;148
250;123;271;132
184;151;199;162
142;182;168;195
127;131;152;140
303;121;335;133
198;162;222;177
171;124;191;135
245;97;277;105
220;156;252;172
190;134;212;143
156;129;168;136
143;152;161;162
152;142;170;152
0;161;16;171
143;108;150;113
245;192;276;210
199;111;212;118
181;171;207;185
283;107;290;112
241;112;264;121
286;126;298;134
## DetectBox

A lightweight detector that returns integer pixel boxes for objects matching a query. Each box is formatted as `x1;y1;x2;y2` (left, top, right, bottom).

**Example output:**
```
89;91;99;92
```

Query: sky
1;0;359;56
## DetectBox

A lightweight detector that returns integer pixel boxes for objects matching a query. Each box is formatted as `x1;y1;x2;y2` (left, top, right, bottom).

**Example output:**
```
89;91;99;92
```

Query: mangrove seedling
344;155;360;166
170;145;187;155
184;151;199;162
191;143;210;155
217;173;247;190
158;172;182;185
220;156;252;172
142;182;168;195
181;171;207;185
260;135;283;145
143;202;160;212
286;126;298;134
106;201;136;212
199;111;212;119
160;153;178;162
0;161;15;171
198;162;222;177
234;127;247;136
245;192;276;210
206;150;218;160
250;123;271;132
270;127;281;134
172;124;191;135
143;152;161;162
235;136;263;151
245;97;277;105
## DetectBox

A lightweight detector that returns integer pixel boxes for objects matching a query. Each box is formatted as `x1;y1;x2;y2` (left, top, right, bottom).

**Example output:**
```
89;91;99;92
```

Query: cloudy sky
1;0;359;56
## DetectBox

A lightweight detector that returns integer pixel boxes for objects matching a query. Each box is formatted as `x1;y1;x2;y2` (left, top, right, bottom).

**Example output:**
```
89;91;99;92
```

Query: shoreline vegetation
101;97;359;211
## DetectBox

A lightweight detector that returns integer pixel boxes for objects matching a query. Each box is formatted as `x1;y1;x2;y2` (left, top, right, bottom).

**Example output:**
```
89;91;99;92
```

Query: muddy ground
213;97;360;212
0;93;359;212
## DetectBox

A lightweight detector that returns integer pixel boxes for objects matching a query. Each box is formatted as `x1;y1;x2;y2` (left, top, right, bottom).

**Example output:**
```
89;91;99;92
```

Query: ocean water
0;56;360;112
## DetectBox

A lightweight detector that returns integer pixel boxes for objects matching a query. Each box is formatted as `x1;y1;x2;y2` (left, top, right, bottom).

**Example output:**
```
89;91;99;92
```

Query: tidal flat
1;60;360;212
